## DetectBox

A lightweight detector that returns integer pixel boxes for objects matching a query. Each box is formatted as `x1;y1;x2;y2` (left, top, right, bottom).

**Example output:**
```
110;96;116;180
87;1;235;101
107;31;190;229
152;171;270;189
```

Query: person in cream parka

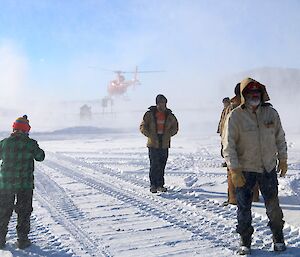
222;78;287;254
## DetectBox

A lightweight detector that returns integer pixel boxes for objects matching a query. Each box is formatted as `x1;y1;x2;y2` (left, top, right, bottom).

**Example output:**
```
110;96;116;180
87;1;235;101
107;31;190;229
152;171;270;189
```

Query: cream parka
222;78;287;173
140;106;178;148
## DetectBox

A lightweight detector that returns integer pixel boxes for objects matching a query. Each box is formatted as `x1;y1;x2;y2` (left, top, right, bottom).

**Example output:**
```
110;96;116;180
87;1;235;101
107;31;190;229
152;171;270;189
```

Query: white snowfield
1;129;300;257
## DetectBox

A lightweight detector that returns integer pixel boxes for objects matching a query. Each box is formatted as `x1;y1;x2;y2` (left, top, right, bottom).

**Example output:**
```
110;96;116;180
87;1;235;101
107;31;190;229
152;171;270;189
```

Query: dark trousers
0;190;33;240
227;168;260;203
148;147;169;188
236;169;284;238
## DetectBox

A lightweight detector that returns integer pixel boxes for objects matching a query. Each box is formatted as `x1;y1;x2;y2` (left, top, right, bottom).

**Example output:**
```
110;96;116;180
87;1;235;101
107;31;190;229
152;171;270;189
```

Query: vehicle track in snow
40;152;300;255
34;169;111;257
40;157;237;255
59;149;223;170
53;151;227;186
289;176;300;197
36;160;234;256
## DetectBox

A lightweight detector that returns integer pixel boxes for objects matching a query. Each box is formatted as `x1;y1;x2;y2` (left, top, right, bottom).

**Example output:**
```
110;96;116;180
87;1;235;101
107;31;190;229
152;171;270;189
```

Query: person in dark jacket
0;115;45;249
140;94;178;193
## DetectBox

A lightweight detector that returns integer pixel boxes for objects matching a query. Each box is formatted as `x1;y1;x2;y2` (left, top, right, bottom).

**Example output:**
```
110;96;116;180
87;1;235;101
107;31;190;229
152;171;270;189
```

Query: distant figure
0;115;45;249
140;94;179;193
80;104;92;120
101;97;114;113
223;78;287;255
217;96;231;167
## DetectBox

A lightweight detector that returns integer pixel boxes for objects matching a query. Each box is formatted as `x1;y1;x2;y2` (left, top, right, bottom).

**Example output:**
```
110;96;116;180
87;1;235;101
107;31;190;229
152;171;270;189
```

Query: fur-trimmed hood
239;77;270;105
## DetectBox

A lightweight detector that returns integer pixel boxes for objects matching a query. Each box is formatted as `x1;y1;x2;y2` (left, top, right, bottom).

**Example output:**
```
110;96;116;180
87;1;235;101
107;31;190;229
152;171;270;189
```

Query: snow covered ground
1;127;300;256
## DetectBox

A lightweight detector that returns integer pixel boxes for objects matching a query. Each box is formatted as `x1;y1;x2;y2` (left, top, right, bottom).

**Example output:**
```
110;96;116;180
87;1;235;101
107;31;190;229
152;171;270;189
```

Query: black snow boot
16;237;31;249
274;242;286;252
150;186;157;193
238;234;251;255
273;230;286;252
222;200;229;206
238;245;250;255
157;186;167;192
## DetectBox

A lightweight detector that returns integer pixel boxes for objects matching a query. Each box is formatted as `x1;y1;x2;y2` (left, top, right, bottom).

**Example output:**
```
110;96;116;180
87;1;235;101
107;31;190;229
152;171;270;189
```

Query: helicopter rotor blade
137;70;165;73
89;66;165;74
121;70;165;74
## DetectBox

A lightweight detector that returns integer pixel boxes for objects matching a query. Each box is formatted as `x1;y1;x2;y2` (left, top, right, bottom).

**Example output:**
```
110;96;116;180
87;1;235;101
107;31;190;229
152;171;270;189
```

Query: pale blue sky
1;0;300;108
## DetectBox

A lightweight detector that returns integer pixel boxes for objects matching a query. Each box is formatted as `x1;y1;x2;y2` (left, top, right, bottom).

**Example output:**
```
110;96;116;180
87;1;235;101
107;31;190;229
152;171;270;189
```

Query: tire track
35;169;111;257
47;152;226;189
43;153;300;254
41;157;238;252
40;158;241;254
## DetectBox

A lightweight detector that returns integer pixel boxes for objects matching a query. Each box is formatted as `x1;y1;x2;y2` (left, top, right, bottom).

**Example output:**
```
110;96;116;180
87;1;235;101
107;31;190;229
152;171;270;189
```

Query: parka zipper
254;111;265;170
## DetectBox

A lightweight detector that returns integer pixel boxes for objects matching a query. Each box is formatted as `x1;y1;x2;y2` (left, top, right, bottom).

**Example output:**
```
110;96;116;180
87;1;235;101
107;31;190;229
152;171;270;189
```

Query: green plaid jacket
0;132;45;190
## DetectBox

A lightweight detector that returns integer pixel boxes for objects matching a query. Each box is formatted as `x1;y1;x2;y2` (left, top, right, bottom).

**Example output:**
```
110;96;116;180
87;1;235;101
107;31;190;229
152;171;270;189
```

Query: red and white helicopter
101;66;163;111
107;66;162;97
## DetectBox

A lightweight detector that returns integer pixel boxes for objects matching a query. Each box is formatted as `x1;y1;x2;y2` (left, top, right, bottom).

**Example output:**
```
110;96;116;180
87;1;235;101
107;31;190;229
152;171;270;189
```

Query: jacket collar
148;105;172;113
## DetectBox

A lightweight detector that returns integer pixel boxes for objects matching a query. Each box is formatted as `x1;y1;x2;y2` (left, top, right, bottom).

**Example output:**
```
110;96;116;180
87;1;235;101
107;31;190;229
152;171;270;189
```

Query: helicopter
107;66;162;97
100;66;163;112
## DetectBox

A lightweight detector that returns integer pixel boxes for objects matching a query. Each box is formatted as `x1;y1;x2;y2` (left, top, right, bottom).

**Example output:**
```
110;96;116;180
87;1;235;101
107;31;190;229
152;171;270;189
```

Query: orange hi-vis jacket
156;111;166;134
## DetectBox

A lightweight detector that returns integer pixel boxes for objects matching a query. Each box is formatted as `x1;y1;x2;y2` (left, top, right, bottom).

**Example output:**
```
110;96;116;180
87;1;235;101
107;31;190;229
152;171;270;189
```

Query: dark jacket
140;106;178;148
0;132;45;190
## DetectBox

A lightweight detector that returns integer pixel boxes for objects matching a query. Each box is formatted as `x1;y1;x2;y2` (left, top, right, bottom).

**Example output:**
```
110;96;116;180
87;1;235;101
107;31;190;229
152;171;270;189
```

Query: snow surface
1;127;300;257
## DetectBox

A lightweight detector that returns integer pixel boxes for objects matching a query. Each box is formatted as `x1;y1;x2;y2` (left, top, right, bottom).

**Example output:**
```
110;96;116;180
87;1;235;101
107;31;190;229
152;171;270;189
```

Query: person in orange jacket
140;94;179;193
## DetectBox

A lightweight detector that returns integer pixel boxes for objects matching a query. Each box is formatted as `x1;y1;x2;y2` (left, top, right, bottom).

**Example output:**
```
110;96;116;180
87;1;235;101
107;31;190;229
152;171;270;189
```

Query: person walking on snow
221;83;260;206
223;78;287;255
140;94;178;193
0;115;45;250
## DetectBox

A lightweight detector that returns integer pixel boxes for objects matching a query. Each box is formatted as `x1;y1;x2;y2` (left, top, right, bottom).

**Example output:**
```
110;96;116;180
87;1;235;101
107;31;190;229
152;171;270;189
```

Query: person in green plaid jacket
0;115;45;249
